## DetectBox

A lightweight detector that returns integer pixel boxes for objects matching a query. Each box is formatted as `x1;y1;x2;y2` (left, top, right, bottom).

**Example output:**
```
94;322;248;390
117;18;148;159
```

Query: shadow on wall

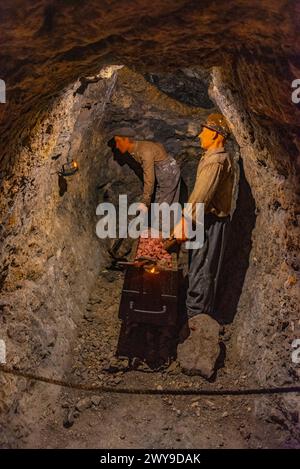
215;159;256;324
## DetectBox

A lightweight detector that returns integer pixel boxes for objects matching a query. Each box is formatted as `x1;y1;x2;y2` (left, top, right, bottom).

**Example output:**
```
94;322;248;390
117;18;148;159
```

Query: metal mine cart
116;237;185;369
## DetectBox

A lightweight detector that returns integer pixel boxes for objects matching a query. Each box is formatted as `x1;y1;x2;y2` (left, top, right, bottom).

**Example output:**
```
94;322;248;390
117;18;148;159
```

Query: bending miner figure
108;129;181;257
165;113;234;376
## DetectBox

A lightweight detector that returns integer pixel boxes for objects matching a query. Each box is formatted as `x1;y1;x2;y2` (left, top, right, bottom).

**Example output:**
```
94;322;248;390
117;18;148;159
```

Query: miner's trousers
186;213;230;318
154;156;181;205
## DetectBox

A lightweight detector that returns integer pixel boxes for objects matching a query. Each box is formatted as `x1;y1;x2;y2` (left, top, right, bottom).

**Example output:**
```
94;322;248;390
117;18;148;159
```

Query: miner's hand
164;218;188;253
163;236;179;253
173;217;188;242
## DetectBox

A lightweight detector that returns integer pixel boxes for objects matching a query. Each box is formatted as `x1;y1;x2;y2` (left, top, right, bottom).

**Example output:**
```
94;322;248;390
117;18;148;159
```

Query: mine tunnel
0;1;299;450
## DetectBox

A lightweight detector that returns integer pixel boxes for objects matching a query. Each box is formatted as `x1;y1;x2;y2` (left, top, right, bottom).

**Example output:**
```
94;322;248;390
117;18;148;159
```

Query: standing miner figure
165;113;235;377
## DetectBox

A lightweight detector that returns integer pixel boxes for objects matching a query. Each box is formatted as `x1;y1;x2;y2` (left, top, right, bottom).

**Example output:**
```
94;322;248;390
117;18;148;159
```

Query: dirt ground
20;269;297;449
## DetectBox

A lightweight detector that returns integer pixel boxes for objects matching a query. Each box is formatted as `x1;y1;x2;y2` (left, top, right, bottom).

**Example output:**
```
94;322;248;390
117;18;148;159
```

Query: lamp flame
145;264;159;275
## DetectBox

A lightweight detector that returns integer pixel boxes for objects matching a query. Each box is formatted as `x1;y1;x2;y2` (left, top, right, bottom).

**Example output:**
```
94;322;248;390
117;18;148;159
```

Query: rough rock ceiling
0;1;299;169
0;1;299;100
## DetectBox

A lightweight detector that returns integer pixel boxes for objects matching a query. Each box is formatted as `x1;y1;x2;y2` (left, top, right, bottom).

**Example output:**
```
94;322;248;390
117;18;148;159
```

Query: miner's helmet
201;113;230;138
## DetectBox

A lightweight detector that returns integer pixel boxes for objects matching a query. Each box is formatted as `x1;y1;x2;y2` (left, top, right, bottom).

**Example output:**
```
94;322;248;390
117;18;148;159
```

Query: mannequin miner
108;129;181;256
164;113;235;373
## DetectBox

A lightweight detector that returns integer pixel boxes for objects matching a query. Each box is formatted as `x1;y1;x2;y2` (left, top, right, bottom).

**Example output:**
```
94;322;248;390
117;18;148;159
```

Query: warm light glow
145;265;160;275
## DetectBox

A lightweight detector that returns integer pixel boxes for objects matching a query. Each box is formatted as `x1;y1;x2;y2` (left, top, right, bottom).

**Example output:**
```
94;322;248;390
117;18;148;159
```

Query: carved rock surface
177;314;221;379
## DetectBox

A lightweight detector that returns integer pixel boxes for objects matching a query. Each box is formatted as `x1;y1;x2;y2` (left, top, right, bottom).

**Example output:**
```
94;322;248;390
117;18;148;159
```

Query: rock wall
0;75;118;443
211;65;300;437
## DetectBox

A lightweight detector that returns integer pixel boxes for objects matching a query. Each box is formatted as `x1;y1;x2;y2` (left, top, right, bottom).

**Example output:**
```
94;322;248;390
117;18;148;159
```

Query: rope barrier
1;364;300;397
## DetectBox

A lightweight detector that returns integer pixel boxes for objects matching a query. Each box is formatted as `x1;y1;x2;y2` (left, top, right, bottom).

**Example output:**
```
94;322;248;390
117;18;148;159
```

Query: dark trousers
150;157;181;232
186;213;230;318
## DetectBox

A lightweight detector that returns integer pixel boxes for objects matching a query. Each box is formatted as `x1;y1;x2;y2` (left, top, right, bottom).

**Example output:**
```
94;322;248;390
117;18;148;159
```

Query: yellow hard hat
202;113;230;138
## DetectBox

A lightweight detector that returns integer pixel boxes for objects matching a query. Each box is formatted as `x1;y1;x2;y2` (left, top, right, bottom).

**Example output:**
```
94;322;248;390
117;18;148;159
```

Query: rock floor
20;269;298;449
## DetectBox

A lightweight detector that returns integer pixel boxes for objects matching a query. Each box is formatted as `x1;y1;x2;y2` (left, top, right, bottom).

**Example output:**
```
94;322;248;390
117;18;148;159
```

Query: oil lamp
59;159;79;177
57;140;79;177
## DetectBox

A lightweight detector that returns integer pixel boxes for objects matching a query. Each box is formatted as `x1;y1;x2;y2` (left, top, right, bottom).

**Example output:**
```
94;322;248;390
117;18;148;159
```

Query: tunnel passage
1;64;299;448
0;0;300;447
0;66;242;373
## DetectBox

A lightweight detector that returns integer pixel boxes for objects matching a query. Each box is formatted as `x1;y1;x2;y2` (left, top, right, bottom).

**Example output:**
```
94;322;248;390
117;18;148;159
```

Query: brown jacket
131;140;167;206
186;147;234;221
